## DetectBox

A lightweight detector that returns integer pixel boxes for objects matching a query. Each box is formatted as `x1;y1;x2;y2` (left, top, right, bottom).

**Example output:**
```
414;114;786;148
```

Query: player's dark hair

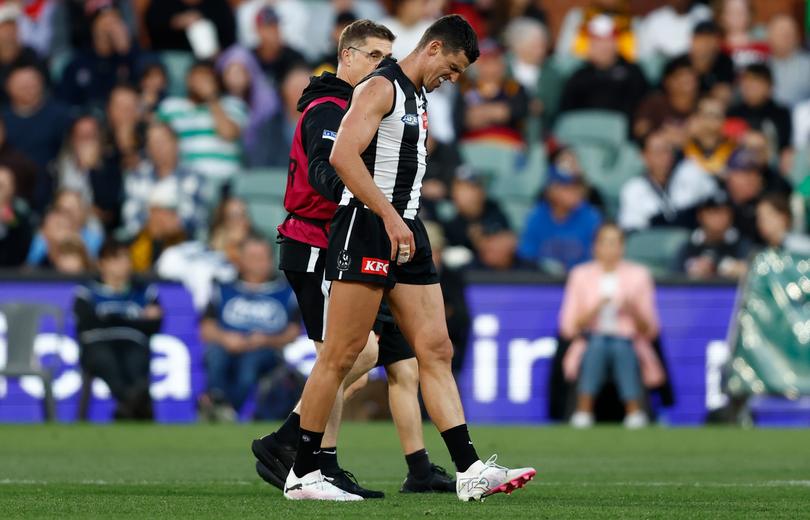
417;14;480;64
338;19;396;55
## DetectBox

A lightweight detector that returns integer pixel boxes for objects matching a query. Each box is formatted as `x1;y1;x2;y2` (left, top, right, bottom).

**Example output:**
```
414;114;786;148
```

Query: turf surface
1;423;809;518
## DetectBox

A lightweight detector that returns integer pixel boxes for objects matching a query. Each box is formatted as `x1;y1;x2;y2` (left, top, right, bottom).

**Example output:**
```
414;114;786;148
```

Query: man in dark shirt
728;63;793;152
725;148;769;244
559;14;648;122
675;20;735;103
59;4;138;111
73;238;163;421
2;64;70;213
677;190;750;279
252;6;307;88
145;0;235;53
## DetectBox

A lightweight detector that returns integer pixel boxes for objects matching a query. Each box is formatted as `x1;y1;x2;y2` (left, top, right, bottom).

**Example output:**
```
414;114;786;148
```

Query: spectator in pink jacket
559;223;663;429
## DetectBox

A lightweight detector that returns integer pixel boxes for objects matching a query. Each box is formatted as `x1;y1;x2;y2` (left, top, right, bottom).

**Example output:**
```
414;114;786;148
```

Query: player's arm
303;104;346;203
329;77;415;262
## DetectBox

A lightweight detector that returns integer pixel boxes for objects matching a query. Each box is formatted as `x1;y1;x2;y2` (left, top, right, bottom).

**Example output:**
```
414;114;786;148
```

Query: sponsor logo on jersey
401;113;419;126
361;257;389;276
322;129;337;141
337;250;351;271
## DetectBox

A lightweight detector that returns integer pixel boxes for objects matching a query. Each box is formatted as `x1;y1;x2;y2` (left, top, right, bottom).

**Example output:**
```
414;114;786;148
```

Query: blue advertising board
0;280;737;425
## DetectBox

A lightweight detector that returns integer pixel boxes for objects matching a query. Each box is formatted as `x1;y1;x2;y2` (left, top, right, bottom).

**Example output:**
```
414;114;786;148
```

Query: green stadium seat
489;145;546;201
551;54;584;80
246;200;287;257
459;141;525;183
789;146;810;187
571;142;643;218
625;227;691;277
233;168;289;202
160;51;195;97
553;110;629;149
638;54;667;86
501;198;536;234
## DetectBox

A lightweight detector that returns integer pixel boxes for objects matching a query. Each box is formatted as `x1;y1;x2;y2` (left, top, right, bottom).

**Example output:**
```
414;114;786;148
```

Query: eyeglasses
348;46;389;63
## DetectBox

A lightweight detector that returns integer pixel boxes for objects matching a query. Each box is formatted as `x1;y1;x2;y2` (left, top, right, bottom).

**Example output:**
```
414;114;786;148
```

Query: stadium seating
554;110;629;149
625;227;691;276
160;51;196;97
233;168;289;202
459;141;526;183
789;146;810;187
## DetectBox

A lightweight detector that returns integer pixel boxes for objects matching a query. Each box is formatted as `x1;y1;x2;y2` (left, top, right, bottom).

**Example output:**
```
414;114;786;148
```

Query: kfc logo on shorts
361;257;389;276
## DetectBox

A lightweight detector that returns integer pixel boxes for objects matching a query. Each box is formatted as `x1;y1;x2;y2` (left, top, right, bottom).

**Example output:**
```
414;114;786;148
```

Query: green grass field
1;423;809;519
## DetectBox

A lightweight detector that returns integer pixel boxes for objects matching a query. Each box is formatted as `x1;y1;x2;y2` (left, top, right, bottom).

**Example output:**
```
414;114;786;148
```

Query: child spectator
51;236;93;274
73;238;162;421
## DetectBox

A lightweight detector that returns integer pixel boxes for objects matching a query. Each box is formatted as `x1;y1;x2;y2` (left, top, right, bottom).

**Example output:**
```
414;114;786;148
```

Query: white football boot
283;469;363;501
456;455;536;502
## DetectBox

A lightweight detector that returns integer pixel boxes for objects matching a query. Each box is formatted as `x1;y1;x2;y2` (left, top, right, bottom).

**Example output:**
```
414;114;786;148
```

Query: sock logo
302;434;310;443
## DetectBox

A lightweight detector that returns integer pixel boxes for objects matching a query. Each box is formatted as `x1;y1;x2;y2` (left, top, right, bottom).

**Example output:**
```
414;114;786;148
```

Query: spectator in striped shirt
157;61;247;185
122;123;207;240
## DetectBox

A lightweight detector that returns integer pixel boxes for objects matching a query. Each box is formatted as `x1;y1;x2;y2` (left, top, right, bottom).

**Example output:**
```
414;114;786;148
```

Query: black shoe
323;467;385;499
400;464;456;493
255;460;285;489
251;433;296;490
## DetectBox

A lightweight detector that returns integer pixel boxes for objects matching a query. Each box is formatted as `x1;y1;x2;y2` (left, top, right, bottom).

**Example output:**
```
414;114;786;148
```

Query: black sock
440;424;479;473
405;448;432;479
275;411;300;446
292;428;324;478
318;446;340;475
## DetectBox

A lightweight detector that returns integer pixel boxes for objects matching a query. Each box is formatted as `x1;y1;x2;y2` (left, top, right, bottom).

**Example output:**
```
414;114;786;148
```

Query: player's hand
383;211;415;265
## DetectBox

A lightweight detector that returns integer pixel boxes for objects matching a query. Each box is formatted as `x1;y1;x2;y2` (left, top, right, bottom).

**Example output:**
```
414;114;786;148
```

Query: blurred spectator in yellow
756;193;810;255
728;64;792;155
517;165;602;274
556;0;637;63
26;189;104;267
1;64;69;212
676;190;750;280
251;6;307;88
217;45;281;168
454;39;529;146
157;61;247;184
58;3;137;111
0;165;32;267
637;0;711;61
0;3;46;104
145;0;235;54
56;115;122;231
675;21;734;105
634;56;698;145
561;223;661;429
559;14;647;122
504;17;562;133
682;96;735;176
129;183;187;273
715;0;768;71
767;15;810;108
619;130;717;231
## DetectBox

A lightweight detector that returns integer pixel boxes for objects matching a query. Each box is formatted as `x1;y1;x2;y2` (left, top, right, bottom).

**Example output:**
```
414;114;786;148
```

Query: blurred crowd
0;0;809;286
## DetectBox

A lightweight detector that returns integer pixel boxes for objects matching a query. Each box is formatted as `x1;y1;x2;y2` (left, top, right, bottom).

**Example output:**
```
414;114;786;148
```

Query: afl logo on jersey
401;113;419;126
337;250;351;271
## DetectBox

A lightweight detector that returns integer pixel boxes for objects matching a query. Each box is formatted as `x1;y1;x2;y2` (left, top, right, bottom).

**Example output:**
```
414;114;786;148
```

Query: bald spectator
767;15;810;108
1;65;69;213
145;0;235;54
560;15;648;122
504;17;562;132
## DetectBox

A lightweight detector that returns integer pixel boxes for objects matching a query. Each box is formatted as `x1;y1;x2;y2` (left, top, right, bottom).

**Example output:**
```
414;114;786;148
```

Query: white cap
587;14;616;39
0;3;21;24
148;182;179;210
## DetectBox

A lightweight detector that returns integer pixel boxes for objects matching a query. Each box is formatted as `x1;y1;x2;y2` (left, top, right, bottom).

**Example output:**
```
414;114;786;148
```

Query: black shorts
280;237;329;342
325;204;439;287
373;319;415;368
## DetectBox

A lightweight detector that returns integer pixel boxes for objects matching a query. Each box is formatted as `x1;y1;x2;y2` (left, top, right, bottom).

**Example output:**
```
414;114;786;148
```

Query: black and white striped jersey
339;58;428;220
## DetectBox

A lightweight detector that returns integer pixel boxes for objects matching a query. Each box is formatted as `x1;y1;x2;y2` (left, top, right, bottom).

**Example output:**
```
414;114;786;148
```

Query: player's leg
290;280;383;480
387;282;536;501
385;357;455;493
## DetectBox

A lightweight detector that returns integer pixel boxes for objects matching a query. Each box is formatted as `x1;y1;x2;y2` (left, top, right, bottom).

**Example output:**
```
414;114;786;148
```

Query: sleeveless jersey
339;59;428;220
